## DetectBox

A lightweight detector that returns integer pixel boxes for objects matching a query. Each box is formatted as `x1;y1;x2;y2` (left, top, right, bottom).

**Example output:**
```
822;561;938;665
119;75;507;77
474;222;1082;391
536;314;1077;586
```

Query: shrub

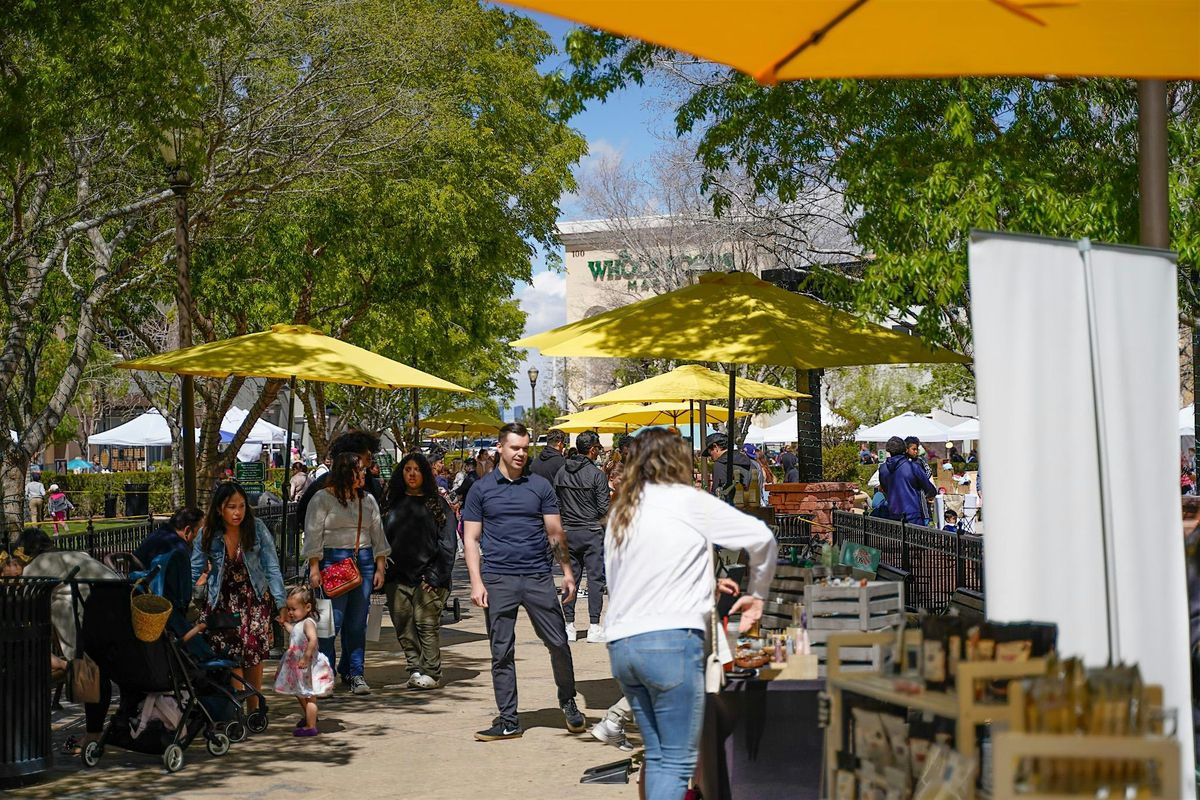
822;443;861;483
38;470;175;518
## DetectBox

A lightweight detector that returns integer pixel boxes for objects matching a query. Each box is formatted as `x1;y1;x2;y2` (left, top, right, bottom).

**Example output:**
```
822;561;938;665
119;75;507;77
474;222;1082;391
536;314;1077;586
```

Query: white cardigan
604;483;778;643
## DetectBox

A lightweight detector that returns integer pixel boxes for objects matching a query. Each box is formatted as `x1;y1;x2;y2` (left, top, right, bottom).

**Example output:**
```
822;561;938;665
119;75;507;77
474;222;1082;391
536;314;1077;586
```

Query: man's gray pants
483;572;577;727
562;526;605;624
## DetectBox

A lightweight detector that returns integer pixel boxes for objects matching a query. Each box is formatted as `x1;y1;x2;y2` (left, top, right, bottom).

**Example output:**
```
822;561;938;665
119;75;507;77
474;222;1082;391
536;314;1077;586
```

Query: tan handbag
71;653;102;704
705;545;726;694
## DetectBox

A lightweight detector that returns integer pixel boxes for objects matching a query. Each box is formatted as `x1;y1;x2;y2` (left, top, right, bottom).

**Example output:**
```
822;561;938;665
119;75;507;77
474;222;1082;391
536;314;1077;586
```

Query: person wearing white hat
47;484;73;534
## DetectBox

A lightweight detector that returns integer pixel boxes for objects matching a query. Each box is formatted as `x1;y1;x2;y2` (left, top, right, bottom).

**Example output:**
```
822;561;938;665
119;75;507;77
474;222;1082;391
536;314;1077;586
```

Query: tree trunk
2;454;29;543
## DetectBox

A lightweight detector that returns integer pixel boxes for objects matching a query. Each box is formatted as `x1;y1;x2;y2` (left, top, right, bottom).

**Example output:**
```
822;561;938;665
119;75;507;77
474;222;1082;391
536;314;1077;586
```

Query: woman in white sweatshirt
604;428;777;800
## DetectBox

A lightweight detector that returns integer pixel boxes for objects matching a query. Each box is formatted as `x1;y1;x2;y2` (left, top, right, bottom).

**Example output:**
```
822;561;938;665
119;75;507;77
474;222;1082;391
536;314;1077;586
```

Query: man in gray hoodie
553;430;610;643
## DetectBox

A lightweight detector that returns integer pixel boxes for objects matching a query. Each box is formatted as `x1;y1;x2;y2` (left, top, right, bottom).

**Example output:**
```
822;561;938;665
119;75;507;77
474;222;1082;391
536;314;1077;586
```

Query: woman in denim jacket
192;481;286;711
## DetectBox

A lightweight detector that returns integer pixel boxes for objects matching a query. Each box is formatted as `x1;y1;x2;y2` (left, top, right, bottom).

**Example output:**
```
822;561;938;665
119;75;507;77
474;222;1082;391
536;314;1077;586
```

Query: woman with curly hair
383;453;458;689
604;428;777;800
304;452;389;696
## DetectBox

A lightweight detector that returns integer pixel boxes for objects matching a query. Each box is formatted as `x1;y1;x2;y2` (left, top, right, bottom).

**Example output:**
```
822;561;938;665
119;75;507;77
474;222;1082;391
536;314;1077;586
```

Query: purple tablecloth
697;678;824;800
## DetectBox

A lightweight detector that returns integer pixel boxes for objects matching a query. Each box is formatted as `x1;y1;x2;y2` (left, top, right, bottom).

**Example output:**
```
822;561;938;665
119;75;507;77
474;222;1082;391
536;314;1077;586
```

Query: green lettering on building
587;261;607;279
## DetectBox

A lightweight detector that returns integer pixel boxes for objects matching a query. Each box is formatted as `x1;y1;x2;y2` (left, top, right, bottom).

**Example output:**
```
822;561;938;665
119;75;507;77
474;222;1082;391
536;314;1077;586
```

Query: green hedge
38;470;175;518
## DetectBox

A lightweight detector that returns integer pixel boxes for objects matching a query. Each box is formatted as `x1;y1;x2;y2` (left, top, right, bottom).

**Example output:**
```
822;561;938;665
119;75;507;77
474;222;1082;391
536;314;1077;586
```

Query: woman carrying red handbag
304;452;390;696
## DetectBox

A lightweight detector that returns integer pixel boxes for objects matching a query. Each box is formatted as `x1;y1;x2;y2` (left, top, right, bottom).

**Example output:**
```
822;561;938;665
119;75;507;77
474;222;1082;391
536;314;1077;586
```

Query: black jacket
530;447;566;482
553;455;609;532
711;450;755;491
296;470;383;532
383;494;457;588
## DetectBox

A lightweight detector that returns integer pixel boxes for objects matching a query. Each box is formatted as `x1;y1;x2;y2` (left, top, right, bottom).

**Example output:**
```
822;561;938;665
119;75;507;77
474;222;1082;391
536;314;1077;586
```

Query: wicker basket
131;593;172;642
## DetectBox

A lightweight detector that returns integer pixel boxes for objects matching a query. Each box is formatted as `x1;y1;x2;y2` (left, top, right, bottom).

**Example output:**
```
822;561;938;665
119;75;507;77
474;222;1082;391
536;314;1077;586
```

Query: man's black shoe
475;718;523;742
561;698;587;733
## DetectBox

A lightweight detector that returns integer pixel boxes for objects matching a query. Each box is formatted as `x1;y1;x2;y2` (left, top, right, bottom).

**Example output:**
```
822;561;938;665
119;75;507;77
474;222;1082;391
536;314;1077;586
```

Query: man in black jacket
554;430;610;643
530;428;567;481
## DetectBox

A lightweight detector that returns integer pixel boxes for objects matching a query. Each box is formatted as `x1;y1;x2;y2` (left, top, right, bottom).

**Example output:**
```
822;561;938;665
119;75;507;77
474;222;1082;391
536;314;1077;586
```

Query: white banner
970;231;1193;793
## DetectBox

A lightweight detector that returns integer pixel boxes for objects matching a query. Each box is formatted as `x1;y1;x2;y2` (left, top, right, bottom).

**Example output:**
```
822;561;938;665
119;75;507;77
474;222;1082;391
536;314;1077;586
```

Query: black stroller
75;578;231;772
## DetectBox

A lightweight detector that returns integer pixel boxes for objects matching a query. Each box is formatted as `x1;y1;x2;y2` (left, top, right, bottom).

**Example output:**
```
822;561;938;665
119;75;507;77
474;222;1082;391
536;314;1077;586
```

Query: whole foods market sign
587;251;734;291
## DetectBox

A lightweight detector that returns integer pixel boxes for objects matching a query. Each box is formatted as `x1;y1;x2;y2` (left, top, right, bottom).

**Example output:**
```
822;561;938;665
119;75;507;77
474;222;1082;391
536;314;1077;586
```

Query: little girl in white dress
274;585;335;736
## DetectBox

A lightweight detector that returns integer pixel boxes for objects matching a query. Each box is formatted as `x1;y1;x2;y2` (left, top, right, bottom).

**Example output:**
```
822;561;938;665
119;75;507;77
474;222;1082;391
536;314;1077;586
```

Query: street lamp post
527;366;539;436
160;130;196;507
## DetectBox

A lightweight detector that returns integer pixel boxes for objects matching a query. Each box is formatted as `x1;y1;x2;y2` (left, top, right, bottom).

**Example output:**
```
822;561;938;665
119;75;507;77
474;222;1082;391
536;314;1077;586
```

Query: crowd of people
4;423;784;800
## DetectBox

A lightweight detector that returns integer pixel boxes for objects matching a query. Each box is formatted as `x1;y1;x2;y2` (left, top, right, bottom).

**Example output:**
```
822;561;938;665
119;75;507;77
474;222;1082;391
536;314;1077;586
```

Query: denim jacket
191;517;287;608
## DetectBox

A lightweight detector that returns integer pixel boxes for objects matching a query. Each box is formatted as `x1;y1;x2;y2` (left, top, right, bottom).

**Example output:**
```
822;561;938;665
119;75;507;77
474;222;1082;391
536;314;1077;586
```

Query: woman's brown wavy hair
607;427;693;546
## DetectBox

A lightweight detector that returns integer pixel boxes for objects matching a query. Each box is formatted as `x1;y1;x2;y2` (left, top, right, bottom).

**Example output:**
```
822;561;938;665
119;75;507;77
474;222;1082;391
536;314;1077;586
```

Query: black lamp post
159;130;196;507
527;366;539;435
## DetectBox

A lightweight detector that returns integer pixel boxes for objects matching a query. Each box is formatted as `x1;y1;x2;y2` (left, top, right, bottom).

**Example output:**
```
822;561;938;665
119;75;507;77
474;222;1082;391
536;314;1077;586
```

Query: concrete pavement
12;580;640;800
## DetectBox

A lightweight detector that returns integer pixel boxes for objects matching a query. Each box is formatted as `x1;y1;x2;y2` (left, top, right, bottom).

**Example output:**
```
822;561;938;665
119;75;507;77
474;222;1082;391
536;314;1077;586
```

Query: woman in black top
383;453;457;689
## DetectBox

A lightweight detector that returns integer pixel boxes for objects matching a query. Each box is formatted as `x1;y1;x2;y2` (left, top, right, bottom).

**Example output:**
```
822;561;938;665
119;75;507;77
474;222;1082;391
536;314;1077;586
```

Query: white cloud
516;269;566;336
502;270;567;420
561;137;626;220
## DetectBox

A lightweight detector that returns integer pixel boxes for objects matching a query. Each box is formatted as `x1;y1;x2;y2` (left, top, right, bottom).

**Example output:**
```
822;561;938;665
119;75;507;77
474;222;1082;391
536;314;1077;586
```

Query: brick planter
767;482;856;533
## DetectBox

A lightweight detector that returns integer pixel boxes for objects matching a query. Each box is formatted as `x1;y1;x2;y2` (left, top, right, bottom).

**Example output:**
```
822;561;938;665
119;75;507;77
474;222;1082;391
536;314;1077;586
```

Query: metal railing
44;504;303;579
832;510;984;613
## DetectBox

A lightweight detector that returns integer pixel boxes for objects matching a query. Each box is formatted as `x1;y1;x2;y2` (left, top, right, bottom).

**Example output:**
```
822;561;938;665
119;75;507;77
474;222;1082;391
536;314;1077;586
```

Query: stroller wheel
247;710;269;734
163;744;185;773
81;741;102;768
206;732;231;757
225;720;247;743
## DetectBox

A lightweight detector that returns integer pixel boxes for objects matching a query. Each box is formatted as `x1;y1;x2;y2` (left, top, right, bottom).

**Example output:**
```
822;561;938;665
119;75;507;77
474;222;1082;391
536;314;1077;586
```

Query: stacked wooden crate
804;581;904;675
760;564;828;629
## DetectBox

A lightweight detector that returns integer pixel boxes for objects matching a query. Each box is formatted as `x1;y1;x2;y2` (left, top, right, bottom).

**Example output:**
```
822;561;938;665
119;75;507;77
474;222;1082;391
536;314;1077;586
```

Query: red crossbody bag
319;497;363;598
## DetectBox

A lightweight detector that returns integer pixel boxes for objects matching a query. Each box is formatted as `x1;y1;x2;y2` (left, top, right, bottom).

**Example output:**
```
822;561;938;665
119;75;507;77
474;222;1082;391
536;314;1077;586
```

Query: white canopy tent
222;406;290;444
87;410;174;447
745;409;849;445
1180;404;1194;438
948;417;980;440
854;411;953;443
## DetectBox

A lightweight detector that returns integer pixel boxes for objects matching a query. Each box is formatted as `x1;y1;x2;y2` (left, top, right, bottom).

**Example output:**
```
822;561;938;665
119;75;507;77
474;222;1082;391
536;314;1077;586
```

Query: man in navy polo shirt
464;421;586;741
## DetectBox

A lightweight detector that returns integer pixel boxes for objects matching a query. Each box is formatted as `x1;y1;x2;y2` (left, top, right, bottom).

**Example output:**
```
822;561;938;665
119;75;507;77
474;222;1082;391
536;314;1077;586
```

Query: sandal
60;735;81;756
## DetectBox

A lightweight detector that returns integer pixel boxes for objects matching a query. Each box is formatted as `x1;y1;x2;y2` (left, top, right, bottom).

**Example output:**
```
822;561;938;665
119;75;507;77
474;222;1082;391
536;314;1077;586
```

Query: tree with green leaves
556;34;1200;378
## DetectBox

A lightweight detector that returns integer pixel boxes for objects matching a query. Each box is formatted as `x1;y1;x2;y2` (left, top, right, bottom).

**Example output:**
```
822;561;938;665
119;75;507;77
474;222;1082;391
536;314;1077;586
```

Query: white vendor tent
222;406;290;444
853;411;953;443
947;418;980;440
1181;404;1194;438
745;409;849;445
87;410;174;447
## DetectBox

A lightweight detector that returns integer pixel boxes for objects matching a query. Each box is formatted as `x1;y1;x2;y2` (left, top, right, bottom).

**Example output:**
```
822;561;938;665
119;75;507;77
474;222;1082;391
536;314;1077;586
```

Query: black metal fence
831;510;984;613
42;503;303;579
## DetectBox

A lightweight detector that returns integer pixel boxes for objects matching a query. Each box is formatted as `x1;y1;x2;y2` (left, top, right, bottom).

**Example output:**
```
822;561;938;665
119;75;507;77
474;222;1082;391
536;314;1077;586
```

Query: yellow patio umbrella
500;1;1200;83
591;402;751;428
552;417;630;434
581;364;804;405
515;272;967;369
119;323;471;514
514;271;966;494
420;409;505;455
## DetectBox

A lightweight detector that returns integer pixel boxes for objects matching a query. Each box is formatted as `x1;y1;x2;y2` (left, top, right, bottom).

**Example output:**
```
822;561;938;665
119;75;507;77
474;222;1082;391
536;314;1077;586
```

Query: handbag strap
354;497;362;556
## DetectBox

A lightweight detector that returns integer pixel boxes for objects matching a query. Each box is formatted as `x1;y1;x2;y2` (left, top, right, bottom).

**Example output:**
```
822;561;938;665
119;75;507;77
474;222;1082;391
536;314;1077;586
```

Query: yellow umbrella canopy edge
514;272;969;370
498;1;1200;83
119;324;472;393
595;402;751;427
420;409;505;432
581;364;805;405
554;403;650;426
554;420;630;434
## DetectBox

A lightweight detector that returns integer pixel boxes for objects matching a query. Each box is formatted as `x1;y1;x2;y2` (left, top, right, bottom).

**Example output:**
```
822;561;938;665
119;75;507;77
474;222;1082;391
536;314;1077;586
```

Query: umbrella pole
182;376;196;507
726;366;736;503
281;376;297;576
699;400;709;491
689;399;695;443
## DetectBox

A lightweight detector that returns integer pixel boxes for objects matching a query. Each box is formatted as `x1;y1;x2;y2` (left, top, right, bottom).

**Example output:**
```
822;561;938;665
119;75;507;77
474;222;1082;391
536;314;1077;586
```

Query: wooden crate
803;580;904;631
761;565;831;628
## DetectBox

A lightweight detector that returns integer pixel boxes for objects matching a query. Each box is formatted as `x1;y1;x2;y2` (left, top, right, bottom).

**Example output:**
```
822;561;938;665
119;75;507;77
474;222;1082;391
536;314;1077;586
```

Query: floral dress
203;546;274;668
274;619;334;697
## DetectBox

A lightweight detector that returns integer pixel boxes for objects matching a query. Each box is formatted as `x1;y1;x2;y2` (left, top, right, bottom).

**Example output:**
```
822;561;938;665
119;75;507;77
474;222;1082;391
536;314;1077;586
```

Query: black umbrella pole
282;376;297;574
182;376;196;507
726;367;736;503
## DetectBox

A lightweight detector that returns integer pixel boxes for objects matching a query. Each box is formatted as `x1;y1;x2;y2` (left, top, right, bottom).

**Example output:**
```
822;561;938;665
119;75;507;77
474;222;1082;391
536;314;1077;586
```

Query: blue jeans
319;548;375;678
608;629;706;800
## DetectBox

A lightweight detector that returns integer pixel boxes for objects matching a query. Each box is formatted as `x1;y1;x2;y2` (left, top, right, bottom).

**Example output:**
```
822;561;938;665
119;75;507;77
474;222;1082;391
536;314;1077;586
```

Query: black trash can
103;493;118;519
123;483;149;518
1;577;57;782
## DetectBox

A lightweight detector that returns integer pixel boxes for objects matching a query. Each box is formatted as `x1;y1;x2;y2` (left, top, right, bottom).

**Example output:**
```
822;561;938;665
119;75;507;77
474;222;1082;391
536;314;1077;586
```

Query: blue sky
502;9;670;416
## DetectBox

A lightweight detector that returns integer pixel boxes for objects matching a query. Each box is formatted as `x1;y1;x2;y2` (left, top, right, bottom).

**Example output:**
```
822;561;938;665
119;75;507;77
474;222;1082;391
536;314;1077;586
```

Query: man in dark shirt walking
553;430;610;643
464;422;585;741
530;428;567;481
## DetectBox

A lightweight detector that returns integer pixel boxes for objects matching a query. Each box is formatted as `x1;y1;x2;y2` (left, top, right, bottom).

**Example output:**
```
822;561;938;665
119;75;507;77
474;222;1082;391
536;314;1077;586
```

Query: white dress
273;619;335;697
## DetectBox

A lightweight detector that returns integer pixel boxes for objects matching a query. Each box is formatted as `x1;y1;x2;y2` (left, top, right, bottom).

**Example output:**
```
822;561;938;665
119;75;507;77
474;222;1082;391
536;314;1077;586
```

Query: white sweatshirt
604;483;778;643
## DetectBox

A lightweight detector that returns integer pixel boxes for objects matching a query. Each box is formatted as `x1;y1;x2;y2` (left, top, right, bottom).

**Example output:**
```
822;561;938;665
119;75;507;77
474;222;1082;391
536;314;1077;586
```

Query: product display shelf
822;630;1050;798
990;681;1180;798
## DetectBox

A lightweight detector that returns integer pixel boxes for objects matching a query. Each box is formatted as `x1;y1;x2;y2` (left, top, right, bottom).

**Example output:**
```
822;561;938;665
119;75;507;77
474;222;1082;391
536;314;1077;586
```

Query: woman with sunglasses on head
304;452;390;696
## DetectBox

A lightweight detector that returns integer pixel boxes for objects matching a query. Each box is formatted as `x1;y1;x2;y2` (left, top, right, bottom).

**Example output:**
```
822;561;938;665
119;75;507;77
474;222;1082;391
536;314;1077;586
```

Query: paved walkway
12;578;639;800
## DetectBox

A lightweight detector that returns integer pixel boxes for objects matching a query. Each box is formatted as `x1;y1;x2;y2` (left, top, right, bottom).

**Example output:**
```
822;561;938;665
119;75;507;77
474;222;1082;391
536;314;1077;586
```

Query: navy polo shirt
463;468;560;575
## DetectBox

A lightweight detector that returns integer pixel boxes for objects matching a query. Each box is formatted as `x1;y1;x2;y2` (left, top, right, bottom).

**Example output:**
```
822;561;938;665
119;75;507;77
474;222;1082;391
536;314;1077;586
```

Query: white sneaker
565;623;576;641
590;718;633;752
586;625;606;643
406;672;424;689
411;673;439;689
